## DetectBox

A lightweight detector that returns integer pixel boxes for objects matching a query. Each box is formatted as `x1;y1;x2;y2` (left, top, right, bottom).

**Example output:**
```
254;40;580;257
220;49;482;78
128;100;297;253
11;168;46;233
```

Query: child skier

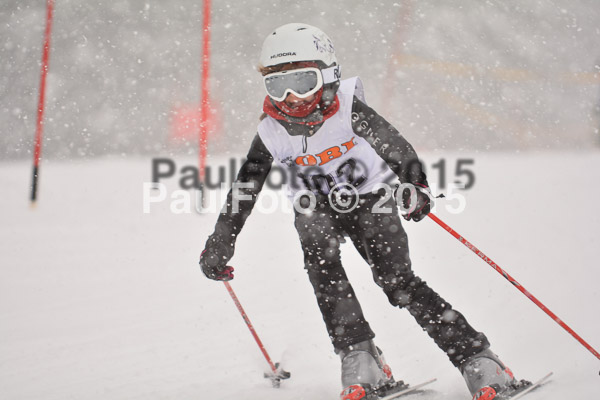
200;23;528;400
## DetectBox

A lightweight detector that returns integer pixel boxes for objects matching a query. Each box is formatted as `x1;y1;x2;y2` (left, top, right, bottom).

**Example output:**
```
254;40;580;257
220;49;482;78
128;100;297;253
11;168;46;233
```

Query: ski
508;372;553;400
377;378;437;400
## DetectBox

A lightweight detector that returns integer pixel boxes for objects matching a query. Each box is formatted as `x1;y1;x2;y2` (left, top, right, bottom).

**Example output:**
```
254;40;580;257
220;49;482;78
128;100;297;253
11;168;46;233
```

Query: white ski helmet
259;23;338;69
259;23;341;115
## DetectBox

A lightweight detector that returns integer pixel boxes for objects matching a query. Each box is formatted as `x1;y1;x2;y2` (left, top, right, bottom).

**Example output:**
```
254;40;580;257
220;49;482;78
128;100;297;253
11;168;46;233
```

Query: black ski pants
294;192;489;367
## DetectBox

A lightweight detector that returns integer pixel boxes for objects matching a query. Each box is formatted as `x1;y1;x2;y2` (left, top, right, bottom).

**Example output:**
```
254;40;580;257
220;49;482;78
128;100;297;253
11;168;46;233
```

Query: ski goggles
263;65;340;102
263;67;323;102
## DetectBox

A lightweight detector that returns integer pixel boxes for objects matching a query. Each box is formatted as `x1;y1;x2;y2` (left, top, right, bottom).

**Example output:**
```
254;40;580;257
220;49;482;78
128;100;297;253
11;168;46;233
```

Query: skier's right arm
200;134;274;281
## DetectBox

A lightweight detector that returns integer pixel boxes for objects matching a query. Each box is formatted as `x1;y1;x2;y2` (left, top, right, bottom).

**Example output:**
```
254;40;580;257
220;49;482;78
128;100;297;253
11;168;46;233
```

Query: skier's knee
378;273;423;308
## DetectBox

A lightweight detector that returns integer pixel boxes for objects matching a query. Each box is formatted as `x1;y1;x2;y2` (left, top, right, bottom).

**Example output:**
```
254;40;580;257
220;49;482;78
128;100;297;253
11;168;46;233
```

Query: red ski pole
223;281;290;387
427;212;600;361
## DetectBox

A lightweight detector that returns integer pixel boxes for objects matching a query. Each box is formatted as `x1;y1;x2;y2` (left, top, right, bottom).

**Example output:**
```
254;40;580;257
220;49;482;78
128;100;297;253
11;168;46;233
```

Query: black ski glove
398;183;432;222
200;235;235;281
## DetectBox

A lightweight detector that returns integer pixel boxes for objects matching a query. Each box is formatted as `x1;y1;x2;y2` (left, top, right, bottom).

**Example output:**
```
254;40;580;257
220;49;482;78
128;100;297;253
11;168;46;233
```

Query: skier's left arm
351;96;432;221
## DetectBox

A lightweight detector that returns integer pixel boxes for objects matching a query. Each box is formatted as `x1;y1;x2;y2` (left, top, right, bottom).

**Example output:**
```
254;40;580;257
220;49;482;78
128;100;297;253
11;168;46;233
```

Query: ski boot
339;340;405;400
460;348;531;400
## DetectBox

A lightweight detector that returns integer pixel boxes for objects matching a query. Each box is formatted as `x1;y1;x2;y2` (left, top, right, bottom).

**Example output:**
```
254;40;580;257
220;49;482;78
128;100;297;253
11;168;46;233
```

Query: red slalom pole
427;212;600;361
198;0;212;183
30;0;56;205
223;281;290;387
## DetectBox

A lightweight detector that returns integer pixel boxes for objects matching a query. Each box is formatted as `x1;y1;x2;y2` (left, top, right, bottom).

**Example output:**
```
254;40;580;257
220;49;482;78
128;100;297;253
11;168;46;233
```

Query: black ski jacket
207;96;428;247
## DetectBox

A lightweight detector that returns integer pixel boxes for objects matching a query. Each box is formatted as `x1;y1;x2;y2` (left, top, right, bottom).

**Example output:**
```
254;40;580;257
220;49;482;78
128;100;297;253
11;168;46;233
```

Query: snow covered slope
1;153;599;399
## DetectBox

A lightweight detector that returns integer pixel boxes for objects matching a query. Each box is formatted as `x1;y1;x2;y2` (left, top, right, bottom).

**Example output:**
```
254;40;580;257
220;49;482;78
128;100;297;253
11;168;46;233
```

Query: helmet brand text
270;52;297;59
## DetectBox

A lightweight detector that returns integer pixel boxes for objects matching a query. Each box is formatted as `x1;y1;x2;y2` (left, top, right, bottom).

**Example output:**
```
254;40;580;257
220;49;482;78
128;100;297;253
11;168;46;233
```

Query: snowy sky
1;0;600;160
